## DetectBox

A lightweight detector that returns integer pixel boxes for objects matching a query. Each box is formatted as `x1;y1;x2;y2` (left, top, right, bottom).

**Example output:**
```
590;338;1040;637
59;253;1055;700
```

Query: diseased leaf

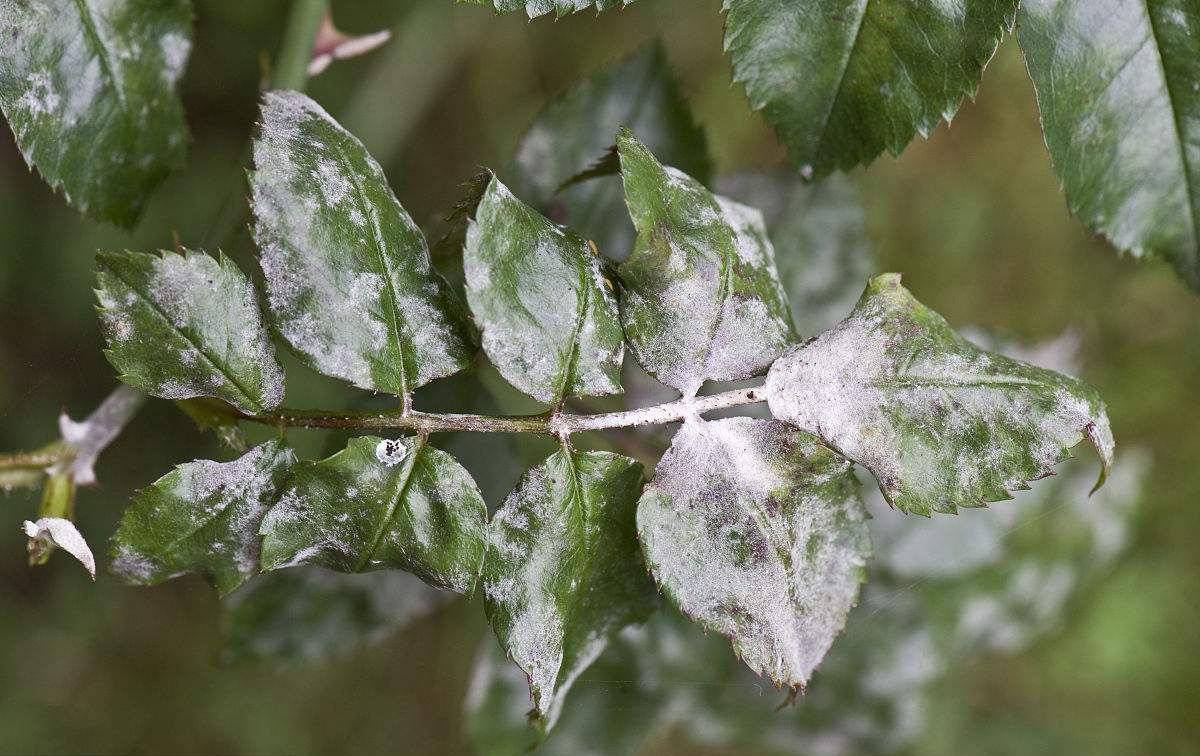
509;42;710;259
717;171;873;336
481;447;657;731
110;440;296;596
457;0;634;20
638;417;870;691
259;436;486;594
1019;0;1200;289
464;174;623;405
251;90;475;397
96;249;284;415
723;0;1017;177
222;566;452;664
766;274;1115;516
616;130;795;395
0;0;191;225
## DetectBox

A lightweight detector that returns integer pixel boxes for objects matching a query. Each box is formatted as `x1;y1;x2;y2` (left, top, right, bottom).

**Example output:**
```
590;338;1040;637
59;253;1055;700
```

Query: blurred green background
1;1;1198;754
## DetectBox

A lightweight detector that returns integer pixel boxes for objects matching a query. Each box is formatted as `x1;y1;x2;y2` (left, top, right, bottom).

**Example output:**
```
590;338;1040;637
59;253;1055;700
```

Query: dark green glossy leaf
717;171;874;336
457;0;634;20
638;417;870;691
464;174;623;405
259;436;486;594
1019;0;1200;289
251;90;475;396
222;566;452;664
616;130;795;394
110;440;296;596
0;0;191;225
96;249;284;415
509;42;710;259
766;274;1115;516
723;0;1017;177
481;447;657;731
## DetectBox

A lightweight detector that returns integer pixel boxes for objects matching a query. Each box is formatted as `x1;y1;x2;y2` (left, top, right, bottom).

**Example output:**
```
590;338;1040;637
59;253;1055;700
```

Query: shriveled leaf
616;130;794;395
766;274;1115;516
457;0;634;20
464;175;623;405
251;90;475;396
638;418;870;691
259;436;486;594
23;517;95;578
509;42;710;259
0;0;191;225
222;566;452;664
1018;0;1200;289
481;447;657;731
174;398;248;452
723;0;1017;177
96;249;284;415
716;172;873;336
110;440;296;596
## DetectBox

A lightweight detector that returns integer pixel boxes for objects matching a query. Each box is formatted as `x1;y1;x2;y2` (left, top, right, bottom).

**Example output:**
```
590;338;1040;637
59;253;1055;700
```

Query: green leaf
96;249;285;415
509;42;710;259
222;566;452;664
464;175;624;405
0;0;191;226
765;273;1115;516
110;440;297;596
481;447;657;731
616;129;795;394
457;0;634;20
723;0;1017;177
638;418;870;691
251;90;475;397
1018;0;1200;289
717;171;874;336
259;436;487;594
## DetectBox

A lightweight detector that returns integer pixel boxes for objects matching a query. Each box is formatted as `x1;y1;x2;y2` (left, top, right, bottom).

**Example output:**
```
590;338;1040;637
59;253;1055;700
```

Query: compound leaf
481;448;657;732
616;129;794;395
0;0;192;225
765;273;1115;516
723;0;1017;177
464;174;623;405
1019;0;1200;289
96;249;284;415
110;440;296;596
509;41;710;259
638;417;871;691
259;436;487;594
251;90;475;397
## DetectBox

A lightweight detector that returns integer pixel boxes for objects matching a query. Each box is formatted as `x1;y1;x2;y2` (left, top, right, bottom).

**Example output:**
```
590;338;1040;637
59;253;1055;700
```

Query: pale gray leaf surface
251;90;475;396
481;447;657;731
617;129;795;395
464;174;623;404
1019;0;1200;289
766;274;1114;516
96;249;284;415
23;517;96;578
638;417;871;690
0;0;191;225
458;0;633;20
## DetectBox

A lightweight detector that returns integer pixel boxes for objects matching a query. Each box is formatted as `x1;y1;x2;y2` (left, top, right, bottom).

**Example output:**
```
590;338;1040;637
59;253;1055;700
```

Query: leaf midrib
71;0;127;109
355;439;424;572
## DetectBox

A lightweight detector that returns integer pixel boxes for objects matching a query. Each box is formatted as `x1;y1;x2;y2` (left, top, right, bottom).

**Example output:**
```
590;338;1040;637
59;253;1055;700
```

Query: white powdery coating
251;90;468;394
374;438;407;467
158;31;191;85
639;418;870;688
765;279;1113;511
464;178;623;403
622;159;791;394
23;517;96;578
